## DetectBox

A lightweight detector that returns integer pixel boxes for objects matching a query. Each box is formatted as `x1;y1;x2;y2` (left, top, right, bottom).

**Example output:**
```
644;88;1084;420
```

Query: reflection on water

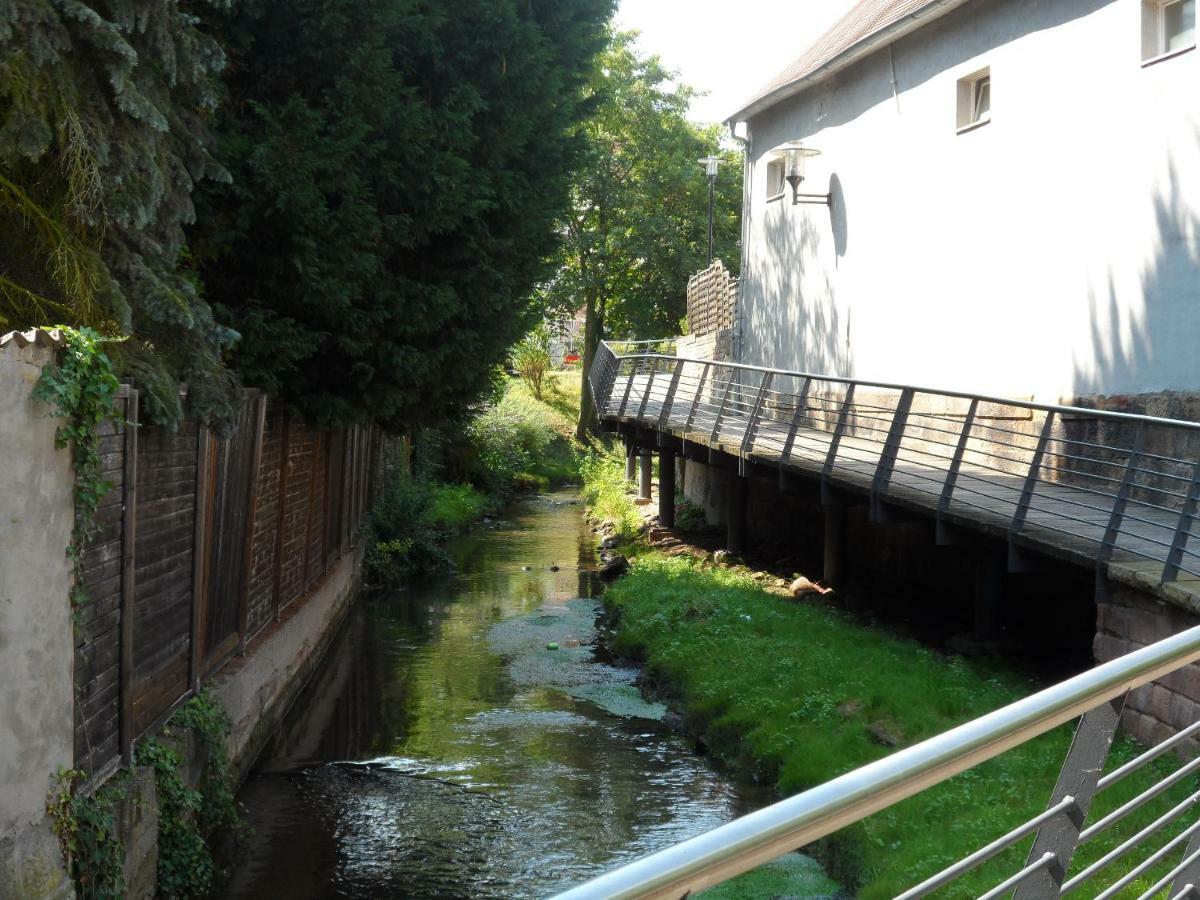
221;492;764;898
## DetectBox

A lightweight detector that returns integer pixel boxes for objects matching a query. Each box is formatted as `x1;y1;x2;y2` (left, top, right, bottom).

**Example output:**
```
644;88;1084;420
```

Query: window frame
1142;0;1196;65
955;67;992;134
765;156;786;203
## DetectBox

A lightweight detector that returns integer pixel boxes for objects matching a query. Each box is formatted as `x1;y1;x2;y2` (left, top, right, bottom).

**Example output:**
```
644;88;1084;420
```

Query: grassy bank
579;454;1196;896
367;370;585;583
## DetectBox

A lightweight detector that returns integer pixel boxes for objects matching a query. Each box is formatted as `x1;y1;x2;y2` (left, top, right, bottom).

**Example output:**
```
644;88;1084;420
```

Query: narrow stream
220;491;829;898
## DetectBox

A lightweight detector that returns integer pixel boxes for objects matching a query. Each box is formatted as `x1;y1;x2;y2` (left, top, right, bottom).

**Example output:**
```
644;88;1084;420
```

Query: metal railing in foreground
551;627;1200;899
586;341;1200;587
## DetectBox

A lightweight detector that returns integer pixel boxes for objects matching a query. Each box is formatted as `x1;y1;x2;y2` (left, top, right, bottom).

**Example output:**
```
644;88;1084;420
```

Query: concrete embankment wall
0;335;75;900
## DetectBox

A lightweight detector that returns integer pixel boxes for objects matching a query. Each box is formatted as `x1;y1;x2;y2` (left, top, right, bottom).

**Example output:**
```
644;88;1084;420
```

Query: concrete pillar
639;450;653;501
0;334;75;900
974;551;1006;640
658;446;676;527
728;473;748;554
625;437;637;482
822;496;848;585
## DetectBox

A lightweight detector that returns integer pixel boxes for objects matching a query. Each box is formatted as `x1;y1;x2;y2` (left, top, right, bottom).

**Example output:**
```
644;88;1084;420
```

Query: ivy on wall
32;325;121;614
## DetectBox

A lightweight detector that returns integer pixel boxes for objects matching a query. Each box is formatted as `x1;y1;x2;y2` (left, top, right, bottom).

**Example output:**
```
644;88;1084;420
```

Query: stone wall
1095;583;1200;749
0;331;75;900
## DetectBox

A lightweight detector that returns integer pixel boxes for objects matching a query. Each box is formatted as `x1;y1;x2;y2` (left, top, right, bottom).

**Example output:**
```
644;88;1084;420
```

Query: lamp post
699;155;721;265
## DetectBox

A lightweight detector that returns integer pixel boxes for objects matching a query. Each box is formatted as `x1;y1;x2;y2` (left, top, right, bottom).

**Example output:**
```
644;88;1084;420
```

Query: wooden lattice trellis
686;260;738;337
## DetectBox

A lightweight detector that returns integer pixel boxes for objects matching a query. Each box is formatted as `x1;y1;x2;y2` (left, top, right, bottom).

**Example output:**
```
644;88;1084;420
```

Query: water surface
221;492;813;898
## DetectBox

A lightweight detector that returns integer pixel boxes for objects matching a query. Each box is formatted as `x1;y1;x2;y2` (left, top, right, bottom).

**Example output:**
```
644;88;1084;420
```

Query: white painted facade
734;0;1200;401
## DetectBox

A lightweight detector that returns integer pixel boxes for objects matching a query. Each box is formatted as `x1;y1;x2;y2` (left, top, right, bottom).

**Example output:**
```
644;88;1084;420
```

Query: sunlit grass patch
606;554;1200;897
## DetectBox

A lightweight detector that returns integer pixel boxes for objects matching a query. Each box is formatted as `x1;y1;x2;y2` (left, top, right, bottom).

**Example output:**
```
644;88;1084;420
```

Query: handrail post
616;357;638;419
685;362;712;434
1013;695;1126;899
779;377;813;466
938;398;979;521
871;387;915;519
1099;423;1146;567
708;369;735;445
636;356;658;422
1164;459;1200;583
822;383;857;487
658;360;686;429
739;371;775;472
1012;410;1057;533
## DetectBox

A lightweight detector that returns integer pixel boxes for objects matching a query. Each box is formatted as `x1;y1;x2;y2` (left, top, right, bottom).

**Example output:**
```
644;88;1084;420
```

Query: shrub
579;448;641;540
511;326;552;400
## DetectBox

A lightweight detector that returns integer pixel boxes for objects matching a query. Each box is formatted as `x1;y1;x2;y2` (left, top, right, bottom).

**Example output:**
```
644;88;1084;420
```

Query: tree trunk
576;289;603;441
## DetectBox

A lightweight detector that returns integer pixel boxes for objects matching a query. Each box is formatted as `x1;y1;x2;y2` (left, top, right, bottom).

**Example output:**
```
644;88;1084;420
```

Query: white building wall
740;0;1200;401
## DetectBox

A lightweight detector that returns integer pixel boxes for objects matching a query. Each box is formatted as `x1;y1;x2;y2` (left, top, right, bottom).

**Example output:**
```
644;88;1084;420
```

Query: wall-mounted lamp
778;141;831;207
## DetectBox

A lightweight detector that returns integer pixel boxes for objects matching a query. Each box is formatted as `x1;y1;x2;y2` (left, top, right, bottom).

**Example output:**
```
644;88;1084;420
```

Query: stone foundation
1094;583;1200;750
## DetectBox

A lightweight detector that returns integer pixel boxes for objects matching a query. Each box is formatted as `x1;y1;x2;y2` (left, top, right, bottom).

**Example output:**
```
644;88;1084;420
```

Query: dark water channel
220;491;785;898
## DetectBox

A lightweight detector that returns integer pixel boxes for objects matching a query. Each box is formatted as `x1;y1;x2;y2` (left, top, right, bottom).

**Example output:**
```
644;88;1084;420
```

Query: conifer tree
0;1;239;424
193;0;613;430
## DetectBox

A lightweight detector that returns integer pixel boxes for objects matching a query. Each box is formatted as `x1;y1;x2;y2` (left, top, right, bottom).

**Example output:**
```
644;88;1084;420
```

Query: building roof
726;0;967;124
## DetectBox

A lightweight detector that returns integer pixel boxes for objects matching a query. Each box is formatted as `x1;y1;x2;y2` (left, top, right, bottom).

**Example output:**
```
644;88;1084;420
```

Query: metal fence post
779;377;813;467
636;357;658;422
739;371;775;463
1012;410;1057;533
822;383;857;483
939;398;978;519
1099;423;1146;567
1013;695;1126;899
708;370;735;444
1164;459;1200;583
871;387;915;519
616;357;637;419
658;359;686;429
685;362;712;434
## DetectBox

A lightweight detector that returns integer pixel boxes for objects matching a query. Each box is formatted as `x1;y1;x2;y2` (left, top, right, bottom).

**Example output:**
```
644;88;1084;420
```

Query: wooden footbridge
587;340;1200;611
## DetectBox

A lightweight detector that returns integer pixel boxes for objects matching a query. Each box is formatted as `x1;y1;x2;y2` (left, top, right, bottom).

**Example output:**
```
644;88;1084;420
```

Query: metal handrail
586;340;1200;582
552;626;1200;900
600;342;1200;434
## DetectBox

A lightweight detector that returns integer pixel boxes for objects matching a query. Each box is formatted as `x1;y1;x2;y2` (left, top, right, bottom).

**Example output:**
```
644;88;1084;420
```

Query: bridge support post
974;551;1006;640
822;493;848;586
639;450;653;501
658;445;676;527
625;437;636;482
728;474;748;555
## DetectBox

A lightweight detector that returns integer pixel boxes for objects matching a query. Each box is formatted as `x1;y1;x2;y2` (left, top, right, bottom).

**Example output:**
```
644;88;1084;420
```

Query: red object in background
564;353;581;364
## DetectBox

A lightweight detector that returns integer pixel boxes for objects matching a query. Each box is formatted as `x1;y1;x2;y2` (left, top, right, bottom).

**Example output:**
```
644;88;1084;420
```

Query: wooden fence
74;387;382;783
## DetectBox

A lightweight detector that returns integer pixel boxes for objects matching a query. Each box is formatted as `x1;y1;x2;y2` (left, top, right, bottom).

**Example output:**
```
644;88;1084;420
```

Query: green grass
426;483;492;530
605;553;1199;898
467;371;583;492
579;446;642;540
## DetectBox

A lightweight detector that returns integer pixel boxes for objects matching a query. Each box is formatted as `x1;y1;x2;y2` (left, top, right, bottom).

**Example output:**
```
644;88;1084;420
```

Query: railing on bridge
587;340;1200;587
567;340;1200;898
551;624;1200;899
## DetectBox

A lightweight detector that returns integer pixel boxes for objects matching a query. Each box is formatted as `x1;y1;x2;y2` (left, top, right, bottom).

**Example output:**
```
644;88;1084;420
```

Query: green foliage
136;690;242;899
605;554;1200;896
537;31;743;432
34;326;121;614
366;464;458;585
192;0;614;430
461;372;582;493
136;738;211;899
47;769;130;900
578;446;642;540
1;0;240;426
512;326;552;400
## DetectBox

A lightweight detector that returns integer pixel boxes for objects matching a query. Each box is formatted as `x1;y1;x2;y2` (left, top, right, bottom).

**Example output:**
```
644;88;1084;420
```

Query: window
956;68;991;132
765;156;786;201
1143;0;1196;60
